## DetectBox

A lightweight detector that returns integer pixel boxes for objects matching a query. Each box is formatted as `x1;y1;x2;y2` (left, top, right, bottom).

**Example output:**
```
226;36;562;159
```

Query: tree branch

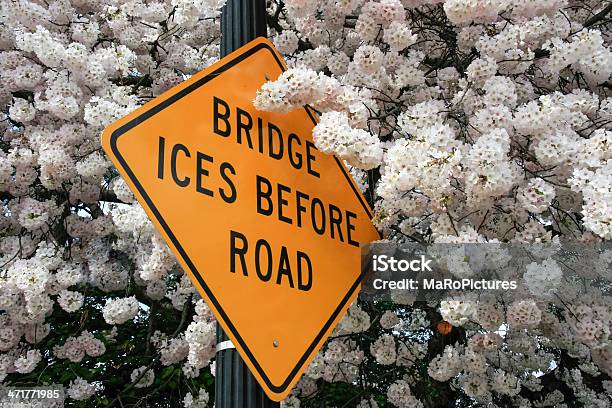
1;189;127;204
584;2;612;28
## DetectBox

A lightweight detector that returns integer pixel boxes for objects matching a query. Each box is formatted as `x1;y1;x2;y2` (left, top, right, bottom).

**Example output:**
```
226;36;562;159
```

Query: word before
256;176;359;247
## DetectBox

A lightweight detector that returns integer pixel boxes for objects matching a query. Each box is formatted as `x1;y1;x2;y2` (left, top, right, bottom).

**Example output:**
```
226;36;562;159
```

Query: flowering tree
1;0;611;406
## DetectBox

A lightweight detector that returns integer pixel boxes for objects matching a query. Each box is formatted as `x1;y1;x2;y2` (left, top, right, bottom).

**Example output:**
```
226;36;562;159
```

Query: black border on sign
110;41;373;393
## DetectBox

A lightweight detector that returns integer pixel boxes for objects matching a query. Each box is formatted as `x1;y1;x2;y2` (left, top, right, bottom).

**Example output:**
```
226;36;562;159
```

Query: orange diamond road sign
101;37;379;401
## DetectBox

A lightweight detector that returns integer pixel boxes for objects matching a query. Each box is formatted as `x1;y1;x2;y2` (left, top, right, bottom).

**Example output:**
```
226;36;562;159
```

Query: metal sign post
215;327;279;408
215;1;278;407
220;0;267;56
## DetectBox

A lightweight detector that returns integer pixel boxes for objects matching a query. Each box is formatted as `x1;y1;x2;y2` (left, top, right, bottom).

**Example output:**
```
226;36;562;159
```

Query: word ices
156;136;237;203
230;230;312;291
373;255;433;272
213;96;320;178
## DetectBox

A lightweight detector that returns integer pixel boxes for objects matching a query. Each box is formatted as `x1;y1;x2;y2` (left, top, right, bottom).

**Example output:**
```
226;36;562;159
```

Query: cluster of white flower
370;334;397;365
465;57;497;87
490;369;521;397
439;300;476;326
543;30;612;84
130;366;155;388
8;98;35;123
444;0;506;25
53;331;106;362
13;350;41;374
383;22;418;52
254;68;338;113
353;0;405;41
567;302;611;348
517;178;556;214
313;111;383;169
157;335;190;366
464;128;519;207
305;337;364;383
84;87;140;127
507;299;542;329
67;377;97;401
183;388;210;408
184;321;216;369
379;310;400;329
8;257;50;296
335;303;371;334
377;124;464;205
474;300;503;331
427;345;462;382
15;198;60;231
273;30;300;55
57;289;84;313
523;258;563;298
458;372;490;402
102;296;140;325
572;160;612;240
387;379;423;408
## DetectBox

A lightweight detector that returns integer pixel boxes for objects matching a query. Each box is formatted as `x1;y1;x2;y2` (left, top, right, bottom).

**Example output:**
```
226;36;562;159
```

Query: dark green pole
215;328;279;407
220;0;267;56
215;1;279;407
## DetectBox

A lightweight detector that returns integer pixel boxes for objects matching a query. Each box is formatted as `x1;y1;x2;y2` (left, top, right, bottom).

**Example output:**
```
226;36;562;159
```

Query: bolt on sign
102;38;379;401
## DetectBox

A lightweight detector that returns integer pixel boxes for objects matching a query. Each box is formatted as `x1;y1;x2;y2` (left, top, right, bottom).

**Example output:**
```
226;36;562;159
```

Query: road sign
101;38;379;401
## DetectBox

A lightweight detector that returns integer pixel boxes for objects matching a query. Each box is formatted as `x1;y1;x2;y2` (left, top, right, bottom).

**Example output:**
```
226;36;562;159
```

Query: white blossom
57;289;84;313
67;377;96;400
102;296;139;325
131;366;155;388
